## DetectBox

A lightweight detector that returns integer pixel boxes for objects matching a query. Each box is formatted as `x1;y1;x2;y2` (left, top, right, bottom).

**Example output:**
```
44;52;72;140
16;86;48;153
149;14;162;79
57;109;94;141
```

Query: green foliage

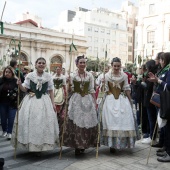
86;57;109;72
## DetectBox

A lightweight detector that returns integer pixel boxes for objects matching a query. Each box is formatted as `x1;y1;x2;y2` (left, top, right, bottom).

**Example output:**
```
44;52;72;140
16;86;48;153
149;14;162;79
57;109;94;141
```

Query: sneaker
157;153;170;162
2;132;7;137
7;134;11;140
141;137;151;144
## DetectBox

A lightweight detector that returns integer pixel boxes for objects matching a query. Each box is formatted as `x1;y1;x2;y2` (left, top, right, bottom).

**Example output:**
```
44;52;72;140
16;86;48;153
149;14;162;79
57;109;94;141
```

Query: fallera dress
102;71;136;149
11;71;60;152
63;70;98;149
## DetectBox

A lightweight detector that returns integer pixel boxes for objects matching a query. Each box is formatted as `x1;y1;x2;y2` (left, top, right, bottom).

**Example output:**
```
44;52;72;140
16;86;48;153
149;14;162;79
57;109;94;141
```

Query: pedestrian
53;65;66;141
101;57;136;152
148;52;170;162
11;57;59;154
0;66;18;140
63;55;98;156
140;60;157;144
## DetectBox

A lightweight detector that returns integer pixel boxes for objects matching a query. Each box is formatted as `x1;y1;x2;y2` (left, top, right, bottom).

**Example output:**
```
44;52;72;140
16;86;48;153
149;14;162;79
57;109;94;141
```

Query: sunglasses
37;62;46;65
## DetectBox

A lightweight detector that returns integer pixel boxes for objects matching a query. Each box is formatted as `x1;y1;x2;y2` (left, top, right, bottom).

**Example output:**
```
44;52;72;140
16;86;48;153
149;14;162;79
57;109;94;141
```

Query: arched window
50;55;63;71
51;56;62;64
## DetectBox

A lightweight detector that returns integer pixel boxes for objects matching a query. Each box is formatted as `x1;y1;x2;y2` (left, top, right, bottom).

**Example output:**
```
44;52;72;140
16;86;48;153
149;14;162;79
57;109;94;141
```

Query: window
128;27;133;33
88;27;92;31
94;27;99;33
128;46;132;52
101;28;105;33
94;37;98;42
149;4;155;15
147;31;155;43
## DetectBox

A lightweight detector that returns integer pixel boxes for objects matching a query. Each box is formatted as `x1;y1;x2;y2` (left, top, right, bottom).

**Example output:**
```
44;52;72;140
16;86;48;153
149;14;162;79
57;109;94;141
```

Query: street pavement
0;128;170;170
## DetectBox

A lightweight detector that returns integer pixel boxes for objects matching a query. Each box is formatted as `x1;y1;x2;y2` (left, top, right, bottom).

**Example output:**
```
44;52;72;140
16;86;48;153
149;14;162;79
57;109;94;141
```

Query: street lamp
6;38;21;60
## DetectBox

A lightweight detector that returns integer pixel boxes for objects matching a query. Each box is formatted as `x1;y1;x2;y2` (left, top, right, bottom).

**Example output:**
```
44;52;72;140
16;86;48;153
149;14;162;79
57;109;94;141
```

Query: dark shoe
35;152;41;157
151;143;163;148
157;147;166;153
110;148;116;153
75;149;81;156
80;149;85;153
156;151;166;157
157;153;170;162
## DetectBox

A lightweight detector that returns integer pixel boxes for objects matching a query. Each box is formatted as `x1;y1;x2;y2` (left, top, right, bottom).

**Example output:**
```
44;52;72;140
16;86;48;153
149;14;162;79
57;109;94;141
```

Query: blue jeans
0;103;17;134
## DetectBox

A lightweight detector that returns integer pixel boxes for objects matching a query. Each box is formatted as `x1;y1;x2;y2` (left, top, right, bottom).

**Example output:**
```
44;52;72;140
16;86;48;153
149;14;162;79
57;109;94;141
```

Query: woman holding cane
63;55;98;156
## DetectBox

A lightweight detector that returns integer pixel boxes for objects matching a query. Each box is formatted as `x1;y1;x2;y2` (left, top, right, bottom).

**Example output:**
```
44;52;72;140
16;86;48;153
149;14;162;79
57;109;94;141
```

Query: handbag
160;84;170;120
150;92;160;108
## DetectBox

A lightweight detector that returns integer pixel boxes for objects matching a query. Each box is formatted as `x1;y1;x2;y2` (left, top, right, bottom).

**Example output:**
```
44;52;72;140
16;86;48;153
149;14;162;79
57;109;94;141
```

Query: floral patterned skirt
63;118;98;149
101;129;136;149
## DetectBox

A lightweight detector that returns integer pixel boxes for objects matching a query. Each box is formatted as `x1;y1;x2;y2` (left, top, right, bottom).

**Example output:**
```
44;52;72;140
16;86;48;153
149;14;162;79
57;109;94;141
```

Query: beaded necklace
78;71;86;90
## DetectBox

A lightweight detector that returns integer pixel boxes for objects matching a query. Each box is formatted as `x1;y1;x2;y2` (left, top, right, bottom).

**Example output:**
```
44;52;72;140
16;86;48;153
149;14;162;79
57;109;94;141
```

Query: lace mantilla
68;93;98;129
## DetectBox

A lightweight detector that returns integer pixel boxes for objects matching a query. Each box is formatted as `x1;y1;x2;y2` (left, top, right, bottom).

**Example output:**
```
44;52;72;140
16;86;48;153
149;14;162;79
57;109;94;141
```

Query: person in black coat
0;66;18;140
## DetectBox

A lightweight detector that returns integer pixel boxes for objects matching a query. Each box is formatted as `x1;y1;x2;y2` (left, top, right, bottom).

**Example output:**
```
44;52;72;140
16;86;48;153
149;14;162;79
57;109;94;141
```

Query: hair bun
111;57;121;64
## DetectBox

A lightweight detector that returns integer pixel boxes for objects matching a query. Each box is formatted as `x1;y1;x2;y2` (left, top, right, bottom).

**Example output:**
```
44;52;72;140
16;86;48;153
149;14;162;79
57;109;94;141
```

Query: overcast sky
0;0;137;28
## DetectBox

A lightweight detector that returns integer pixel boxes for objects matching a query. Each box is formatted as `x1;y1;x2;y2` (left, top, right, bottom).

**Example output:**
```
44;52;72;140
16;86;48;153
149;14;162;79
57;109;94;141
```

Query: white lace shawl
105;71;131;91
22;71;54;91
70;70;95;93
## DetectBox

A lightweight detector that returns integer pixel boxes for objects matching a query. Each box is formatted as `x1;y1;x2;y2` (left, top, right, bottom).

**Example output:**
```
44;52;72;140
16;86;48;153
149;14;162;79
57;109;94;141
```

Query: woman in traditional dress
11;57;59;153
63;55;98;155
53;66;66;140
102;57;136;152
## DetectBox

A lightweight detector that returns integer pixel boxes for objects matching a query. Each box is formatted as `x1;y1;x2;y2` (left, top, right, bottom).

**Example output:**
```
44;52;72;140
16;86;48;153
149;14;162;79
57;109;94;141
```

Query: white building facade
0;21;87;72
121;1;138;62
58;7;129;66
135;0;170;64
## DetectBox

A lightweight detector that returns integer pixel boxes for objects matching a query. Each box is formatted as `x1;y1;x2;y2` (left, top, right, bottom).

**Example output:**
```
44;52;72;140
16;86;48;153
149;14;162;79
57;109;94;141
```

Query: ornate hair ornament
75;55;85;65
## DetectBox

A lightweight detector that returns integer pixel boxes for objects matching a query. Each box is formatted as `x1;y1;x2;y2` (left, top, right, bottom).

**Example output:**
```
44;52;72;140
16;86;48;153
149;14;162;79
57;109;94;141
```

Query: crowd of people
0;52;170;169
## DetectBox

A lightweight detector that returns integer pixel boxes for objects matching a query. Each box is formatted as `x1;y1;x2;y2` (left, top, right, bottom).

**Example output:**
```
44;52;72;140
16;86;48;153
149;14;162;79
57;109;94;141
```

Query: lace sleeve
88;73;95;93
22;74;30;89
123;73;131;91
47;75;54;90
